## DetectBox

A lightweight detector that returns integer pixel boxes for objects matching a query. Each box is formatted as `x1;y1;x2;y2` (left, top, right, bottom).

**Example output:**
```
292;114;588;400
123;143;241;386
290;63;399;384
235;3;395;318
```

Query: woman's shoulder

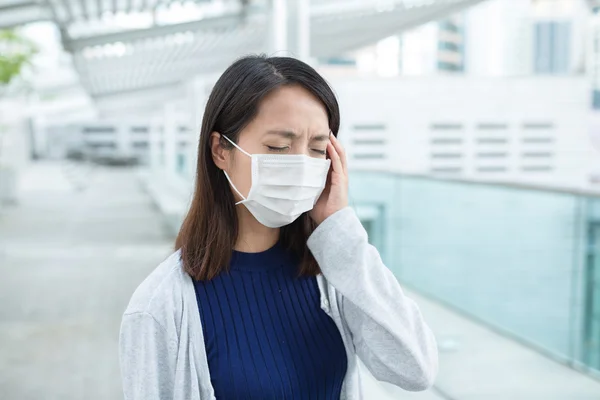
123;249;189;319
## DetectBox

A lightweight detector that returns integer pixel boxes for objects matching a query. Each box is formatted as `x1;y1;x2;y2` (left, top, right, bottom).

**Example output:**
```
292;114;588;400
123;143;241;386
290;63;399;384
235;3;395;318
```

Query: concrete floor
1;161;600;400
0;162;173;400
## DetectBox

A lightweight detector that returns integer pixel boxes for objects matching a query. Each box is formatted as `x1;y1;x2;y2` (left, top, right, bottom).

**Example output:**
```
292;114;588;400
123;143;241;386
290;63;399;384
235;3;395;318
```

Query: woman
119;55;438;400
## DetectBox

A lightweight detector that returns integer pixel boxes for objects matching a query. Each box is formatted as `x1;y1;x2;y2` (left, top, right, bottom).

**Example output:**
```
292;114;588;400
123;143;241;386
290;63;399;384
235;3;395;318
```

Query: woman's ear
210;132;229;170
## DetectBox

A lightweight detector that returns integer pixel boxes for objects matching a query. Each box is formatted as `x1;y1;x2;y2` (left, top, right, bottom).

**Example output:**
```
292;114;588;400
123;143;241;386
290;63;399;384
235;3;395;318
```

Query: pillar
269;0;311;62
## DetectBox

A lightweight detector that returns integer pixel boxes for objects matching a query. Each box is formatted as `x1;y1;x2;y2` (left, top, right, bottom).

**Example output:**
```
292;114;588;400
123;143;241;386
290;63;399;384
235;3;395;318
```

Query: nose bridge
295;135;311;156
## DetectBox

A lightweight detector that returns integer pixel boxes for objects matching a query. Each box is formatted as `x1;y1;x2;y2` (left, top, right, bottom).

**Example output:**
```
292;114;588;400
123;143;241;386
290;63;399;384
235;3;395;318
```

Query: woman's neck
234;206;280;253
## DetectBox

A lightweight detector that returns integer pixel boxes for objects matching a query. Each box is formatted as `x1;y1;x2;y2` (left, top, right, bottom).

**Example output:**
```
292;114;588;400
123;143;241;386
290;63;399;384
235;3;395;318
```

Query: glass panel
360;219;373;238
355;204;386;261
586;224;600;370
588;295;600;369
349;171;589;369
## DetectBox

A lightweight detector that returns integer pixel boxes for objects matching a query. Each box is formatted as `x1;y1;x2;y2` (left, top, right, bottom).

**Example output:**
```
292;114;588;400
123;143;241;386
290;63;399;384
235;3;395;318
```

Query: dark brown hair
175;55;340;281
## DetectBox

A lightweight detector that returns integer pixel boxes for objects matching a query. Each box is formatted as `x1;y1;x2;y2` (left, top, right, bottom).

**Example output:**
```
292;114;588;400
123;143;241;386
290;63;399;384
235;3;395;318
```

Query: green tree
0;29;37;87
0;29;37;188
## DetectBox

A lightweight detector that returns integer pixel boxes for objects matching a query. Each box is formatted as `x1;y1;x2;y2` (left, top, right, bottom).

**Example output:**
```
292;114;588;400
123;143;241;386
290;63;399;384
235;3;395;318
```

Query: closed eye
267;145;289;152
311;149;326;155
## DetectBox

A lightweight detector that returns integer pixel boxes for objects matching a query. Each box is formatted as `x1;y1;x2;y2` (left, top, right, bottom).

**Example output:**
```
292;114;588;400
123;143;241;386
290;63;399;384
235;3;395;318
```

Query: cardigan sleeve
307;207;438;391
119;311;178;399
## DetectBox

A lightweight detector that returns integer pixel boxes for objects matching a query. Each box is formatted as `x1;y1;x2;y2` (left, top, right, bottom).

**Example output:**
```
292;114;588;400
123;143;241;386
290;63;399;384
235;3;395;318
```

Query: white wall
326;75;593;190
400;23;438;76
0;99;29;164
0;99;31;204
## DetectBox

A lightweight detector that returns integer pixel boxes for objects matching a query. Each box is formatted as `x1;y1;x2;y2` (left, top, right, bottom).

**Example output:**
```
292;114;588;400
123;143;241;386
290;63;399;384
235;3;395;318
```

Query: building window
132;141;149;149
593;90;600;110
87;142;116;149
477;152;507;158
353;124;386;131
354;139;386;145
353;153;386;160
439;19;460;33
522;152;553;158
177;153;186;174
477;166;507;173
83;126;115;134
534;21;571;74
430;167;462;174
131;126;149;133
438;61;462;72
431;123;463;130
431;138;463;144
477;138;508;144
523;122;554;130
477;123;508;130
522;166;553;172
318;57;357;66
438;42;460;52
522;137;553;144
431;153;462;159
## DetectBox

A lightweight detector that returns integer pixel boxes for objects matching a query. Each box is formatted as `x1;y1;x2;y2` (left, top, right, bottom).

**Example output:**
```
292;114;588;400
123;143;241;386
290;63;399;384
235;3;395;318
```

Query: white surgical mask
221;134;331;228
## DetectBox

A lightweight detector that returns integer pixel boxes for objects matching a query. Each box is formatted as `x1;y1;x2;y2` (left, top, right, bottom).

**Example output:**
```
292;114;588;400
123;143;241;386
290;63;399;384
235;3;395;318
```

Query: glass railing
348;170;600;374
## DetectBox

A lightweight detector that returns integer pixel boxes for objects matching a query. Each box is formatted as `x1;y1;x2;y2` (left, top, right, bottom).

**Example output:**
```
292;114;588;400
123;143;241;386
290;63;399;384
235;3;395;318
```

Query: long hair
175;55;340;281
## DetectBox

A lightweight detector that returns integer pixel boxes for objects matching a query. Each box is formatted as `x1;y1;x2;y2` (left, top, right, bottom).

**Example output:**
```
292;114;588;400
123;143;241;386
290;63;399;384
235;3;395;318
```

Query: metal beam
79;36;262;96
0;3;51;28
0;0;37;11
63;11;264;52
93;80;185;100
95;0;102;19
58;0;74;23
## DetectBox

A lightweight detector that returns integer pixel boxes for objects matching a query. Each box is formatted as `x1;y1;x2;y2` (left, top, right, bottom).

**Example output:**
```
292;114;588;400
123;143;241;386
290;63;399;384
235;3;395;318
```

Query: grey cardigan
119;207;438;399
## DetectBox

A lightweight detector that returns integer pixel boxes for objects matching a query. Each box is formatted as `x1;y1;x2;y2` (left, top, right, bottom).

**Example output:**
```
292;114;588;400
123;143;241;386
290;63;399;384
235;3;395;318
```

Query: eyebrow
265;130;330;141
311;134;330;142
265;130;297;139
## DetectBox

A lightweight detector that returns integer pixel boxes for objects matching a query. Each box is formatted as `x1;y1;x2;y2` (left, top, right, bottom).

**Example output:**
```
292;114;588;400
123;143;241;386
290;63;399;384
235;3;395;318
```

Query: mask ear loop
223;171;246;205
220;134;250;205
221;134;251;157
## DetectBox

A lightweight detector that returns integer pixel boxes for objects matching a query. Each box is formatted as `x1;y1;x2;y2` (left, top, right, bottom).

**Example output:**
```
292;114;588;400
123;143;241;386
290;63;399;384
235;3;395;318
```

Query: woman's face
213;84;331;202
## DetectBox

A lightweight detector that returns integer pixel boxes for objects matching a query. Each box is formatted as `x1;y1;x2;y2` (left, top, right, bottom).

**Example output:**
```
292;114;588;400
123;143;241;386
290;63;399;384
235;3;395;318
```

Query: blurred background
1;0;600;399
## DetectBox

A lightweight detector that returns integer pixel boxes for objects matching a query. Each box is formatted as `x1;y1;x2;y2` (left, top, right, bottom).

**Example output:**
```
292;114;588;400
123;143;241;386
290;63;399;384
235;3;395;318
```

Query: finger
330;134;348;175
327;141;343;175
323;168;332;191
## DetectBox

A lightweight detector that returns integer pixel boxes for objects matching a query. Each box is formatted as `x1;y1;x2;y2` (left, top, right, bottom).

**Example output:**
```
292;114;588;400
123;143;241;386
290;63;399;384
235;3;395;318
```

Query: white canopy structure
2;0;485;102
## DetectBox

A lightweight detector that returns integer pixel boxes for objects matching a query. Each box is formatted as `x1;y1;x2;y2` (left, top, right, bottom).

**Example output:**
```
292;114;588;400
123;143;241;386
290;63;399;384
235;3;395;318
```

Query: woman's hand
310;133;349;225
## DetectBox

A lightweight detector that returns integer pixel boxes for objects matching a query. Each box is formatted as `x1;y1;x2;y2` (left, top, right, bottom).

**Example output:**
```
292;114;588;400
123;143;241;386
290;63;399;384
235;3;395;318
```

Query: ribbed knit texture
193;242;348;400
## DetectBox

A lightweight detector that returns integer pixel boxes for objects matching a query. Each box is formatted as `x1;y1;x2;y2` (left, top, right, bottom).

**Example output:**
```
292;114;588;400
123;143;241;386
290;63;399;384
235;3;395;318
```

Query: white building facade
326;75;594;190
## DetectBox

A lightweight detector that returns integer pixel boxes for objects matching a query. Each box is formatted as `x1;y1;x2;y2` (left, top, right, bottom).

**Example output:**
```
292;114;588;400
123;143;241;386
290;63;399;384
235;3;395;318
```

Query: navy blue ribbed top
193;242;348;399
